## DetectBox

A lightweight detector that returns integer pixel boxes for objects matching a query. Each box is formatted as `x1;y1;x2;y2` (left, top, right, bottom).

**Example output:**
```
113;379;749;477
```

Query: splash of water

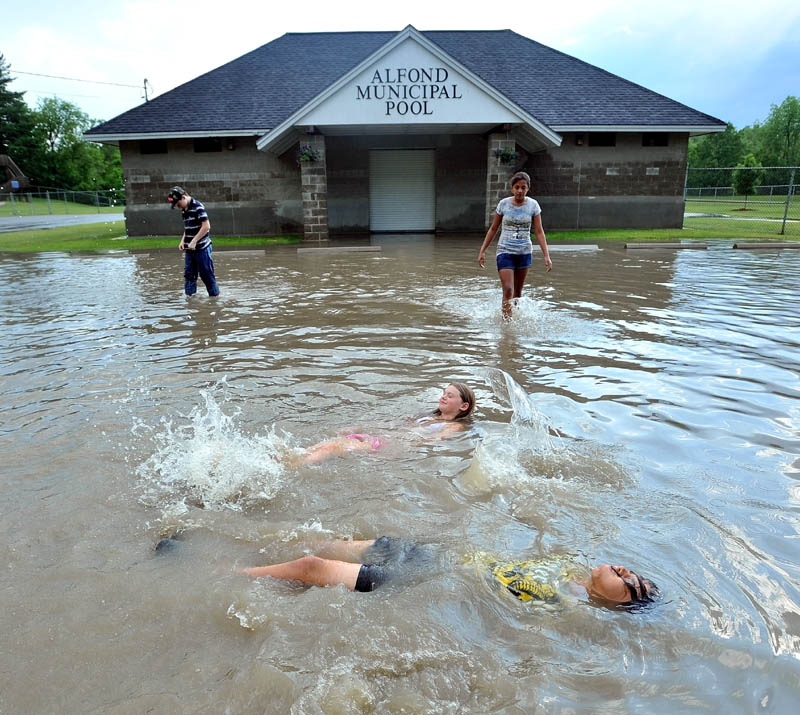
458;369;562;493
136;387;287;512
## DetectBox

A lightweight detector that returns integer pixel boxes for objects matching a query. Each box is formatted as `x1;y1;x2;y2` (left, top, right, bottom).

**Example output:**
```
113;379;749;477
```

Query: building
84;26;726;239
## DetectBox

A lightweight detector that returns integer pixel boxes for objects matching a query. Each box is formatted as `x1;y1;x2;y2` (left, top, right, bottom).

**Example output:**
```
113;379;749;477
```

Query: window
588;132;616;147
642;133;669;147
140;139;167;154
193;138;222;153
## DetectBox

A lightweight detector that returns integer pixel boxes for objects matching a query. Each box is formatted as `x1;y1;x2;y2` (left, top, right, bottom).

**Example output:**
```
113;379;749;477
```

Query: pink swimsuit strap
346;434;383;451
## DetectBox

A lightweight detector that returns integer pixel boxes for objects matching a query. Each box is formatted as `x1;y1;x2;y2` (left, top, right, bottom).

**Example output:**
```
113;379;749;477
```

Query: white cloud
4;0;799;126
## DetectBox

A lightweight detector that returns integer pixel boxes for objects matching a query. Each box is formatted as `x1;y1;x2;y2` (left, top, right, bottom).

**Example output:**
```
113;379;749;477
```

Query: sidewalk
0;214;125;233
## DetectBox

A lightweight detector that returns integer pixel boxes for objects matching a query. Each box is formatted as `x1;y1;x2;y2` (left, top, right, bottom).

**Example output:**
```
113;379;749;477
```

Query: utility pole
142;79;151;102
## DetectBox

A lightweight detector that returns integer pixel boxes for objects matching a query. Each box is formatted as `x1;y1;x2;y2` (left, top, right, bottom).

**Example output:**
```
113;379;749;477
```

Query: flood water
1;237;799;713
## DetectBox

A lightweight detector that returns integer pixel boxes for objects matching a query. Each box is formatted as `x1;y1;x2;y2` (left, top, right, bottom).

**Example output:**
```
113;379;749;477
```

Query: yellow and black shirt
468;553;585;610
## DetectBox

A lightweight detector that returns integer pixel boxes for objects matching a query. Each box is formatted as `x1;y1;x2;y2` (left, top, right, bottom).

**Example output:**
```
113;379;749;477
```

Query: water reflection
0;240;798;712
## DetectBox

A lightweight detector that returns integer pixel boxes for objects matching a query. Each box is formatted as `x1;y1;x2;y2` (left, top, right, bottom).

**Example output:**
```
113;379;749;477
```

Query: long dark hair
431;382;476;421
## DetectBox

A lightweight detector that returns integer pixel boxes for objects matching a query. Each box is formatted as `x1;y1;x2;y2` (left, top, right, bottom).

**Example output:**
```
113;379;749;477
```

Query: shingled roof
85;29;724;140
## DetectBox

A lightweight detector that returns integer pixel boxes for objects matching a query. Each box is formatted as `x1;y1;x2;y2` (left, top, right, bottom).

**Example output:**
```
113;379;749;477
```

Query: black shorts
353;536;437;592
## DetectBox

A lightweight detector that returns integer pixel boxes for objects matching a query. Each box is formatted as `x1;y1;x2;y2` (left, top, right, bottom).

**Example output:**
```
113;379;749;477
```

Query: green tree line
688;96;800;189
0;53;122;191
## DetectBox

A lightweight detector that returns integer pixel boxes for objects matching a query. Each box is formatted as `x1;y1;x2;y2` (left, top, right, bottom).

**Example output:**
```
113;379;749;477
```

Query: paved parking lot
0;213;125;233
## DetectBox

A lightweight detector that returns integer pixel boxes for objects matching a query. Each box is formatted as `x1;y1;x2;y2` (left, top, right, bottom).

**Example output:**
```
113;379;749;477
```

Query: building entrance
369;149;435;232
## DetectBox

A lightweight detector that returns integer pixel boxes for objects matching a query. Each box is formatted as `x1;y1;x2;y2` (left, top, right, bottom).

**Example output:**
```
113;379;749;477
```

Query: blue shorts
496;252;532;271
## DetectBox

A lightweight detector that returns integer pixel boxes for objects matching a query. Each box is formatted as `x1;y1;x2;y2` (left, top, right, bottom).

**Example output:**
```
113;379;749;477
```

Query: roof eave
550;124;726;136
82;129;269;144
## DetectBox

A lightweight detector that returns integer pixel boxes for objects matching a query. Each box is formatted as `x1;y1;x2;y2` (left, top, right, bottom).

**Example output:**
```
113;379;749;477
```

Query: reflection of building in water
86;27;725;240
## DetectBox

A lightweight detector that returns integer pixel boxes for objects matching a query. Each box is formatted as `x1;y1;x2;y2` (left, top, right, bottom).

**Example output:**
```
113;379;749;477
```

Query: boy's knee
296;555;327;579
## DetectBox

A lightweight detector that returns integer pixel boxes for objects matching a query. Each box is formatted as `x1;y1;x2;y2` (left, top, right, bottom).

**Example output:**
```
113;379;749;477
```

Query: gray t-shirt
496;197;541;255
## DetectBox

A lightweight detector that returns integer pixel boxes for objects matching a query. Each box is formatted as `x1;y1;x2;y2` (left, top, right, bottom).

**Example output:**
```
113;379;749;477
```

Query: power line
24;90;104;99
11;70;141;89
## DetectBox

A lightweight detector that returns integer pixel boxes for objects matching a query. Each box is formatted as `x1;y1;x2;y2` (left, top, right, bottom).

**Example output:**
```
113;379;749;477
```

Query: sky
3;0;799;130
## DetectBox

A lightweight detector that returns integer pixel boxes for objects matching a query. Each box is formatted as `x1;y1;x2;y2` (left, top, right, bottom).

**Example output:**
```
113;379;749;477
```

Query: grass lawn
0;221;302;252
685;197;796;220
1;220;797;253
549;226;798;241
0;197;124;217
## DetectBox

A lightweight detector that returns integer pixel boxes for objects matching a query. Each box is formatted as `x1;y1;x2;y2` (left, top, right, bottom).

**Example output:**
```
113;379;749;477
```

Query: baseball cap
167;186;186;208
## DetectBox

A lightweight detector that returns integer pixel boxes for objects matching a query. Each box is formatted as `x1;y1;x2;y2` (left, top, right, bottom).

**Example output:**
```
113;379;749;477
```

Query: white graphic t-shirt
495;197;541;255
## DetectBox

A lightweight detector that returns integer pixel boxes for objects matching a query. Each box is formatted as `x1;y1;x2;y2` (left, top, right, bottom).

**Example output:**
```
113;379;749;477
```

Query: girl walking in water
478;171;552;319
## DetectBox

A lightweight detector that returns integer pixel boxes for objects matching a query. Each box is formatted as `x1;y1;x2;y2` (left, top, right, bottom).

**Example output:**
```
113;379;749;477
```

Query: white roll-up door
369;149;435;232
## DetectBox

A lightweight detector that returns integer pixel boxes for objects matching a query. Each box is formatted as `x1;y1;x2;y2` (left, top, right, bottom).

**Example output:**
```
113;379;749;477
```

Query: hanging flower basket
296;144;321;164
493;146;519;164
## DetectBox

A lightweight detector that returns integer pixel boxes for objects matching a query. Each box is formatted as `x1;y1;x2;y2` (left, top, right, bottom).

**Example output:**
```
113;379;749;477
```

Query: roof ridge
85;28;724;138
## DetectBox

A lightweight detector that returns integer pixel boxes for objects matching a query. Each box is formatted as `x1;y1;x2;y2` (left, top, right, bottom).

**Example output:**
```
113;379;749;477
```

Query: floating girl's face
587;564;653;605
438;384;471;419
511;180;529;202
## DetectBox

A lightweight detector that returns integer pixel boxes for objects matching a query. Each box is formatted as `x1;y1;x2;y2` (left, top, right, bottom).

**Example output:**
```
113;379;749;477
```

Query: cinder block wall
524;133;688;229
119;131;689;236
120;137;302;237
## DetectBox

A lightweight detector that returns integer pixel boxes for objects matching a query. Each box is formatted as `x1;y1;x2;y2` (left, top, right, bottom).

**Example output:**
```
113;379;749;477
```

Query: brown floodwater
1;236;798;713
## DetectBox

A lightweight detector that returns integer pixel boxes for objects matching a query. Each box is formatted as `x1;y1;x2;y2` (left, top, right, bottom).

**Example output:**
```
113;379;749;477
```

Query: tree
0;53;38;176
687;123;745;188
25;96;123;190
732;153;764;206
2;54;123;191
34;97;92;153
757;96;800;188
688;123;745;168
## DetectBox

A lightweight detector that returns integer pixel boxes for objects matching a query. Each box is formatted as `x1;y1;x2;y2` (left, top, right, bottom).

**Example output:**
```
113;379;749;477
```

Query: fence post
683;164;689;201
46;190;52;214
10;192;17;215
96;191;100;213
781;168;796;236
27;193;34;215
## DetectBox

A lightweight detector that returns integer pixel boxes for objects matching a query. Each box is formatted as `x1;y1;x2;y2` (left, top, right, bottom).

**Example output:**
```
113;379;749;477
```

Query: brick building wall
118;131;689;237
120;137;303;237
524;133;688;229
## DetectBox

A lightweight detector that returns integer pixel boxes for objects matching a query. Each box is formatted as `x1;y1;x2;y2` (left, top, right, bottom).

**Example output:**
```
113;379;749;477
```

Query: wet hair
509;171;531;188
431;382;476;421
616;571;660;612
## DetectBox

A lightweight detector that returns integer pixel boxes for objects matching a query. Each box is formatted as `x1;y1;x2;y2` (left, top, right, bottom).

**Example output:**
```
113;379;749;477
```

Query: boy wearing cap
167;186;220;297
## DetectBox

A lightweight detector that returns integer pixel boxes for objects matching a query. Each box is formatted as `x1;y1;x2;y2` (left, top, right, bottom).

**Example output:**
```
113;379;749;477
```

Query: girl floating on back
478;171;552;319
297;382;476;464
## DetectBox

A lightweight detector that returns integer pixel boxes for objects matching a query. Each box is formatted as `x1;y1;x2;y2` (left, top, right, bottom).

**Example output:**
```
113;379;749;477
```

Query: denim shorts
496;252;532;271
354;537;437;592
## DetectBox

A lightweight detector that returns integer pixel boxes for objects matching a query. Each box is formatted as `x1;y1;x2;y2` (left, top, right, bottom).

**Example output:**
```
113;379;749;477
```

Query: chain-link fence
684;167;798;237
0;187;126;217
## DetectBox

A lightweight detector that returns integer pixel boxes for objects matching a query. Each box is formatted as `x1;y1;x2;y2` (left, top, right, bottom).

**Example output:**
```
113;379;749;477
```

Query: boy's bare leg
244;555;362;590
314;539;375;561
